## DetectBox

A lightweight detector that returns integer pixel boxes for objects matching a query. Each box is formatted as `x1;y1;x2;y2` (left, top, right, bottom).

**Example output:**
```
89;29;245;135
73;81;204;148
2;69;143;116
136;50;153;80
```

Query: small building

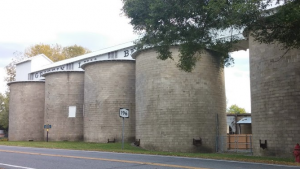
15;54;53;81
227;114;251;134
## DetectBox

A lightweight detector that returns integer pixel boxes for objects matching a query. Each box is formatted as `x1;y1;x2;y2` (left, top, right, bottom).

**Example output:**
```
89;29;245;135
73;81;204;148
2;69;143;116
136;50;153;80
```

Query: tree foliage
122;0;297;71
249;0;300;51
227;104;247;114
62;45;91;59
25;43;90;62
0;92;9;130
24;43;64;62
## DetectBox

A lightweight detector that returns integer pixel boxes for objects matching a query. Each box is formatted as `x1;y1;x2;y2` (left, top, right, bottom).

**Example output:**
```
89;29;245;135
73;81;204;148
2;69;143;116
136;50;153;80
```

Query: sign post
44;124;52;142
119;108;129;149
122;117;124;149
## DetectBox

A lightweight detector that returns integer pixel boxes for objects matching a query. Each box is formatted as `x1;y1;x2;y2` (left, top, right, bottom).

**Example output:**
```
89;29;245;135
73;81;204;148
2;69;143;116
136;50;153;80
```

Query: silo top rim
81;59;135;69
131;45;181;59
30;42;135;73
7;80;45;86
42;70;84;77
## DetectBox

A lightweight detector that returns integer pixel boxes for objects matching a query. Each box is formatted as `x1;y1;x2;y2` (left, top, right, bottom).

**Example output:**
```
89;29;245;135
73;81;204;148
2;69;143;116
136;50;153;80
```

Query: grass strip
0;141;298;166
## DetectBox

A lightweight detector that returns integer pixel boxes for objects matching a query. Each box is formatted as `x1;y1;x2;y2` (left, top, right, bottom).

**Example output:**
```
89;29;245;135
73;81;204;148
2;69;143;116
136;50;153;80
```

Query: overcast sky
0;0;251;112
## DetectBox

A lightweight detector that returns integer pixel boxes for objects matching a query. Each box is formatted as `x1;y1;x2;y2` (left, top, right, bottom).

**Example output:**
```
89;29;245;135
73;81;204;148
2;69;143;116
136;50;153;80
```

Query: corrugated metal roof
237;117;251;124
33;42;135;72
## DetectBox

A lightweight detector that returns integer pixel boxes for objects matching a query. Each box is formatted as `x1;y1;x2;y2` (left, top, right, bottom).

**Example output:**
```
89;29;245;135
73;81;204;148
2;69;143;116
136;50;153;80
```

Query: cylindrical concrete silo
8;81;45;141
134;47;226;153
250;36;300;157
82;60;135;143
44;71;84;141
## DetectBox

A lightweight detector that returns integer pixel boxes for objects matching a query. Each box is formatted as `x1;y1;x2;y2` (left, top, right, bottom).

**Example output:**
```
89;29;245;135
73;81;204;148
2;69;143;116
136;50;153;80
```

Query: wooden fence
227;134;252;149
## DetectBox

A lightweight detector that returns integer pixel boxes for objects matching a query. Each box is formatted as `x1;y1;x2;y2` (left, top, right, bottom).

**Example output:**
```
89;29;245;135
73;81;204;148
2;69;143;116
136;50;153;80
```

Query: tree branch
270;47;291;62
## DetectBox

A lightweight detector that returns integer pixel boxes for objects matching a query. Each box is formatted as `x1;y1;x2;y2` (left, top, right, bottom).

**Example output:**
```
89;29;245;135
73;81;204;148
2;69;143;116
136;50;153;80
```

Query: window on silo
69;106;76;117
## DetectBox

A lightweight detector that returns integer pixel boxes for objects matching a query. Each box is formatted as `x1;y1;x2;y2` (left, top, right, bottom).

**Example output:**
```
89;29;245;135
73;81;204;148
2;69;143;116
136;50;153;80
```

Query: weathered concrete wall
83;61;135;143
250;36;300;157
134;47;227;153
8;81;45;141
44;71;84;141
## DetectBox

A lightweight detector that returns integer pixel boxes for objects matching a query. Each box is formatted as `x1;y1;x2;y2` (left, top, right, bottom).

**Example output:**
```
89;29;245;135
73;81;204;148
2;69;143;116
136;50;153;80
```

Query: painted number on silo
119;108;129;118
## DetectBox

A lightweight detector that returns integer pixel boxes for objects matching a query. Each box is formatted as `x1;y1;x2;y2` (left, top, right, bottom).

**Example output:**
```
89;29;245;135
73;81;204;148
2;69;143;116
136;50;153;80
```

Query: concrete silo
250;36;300;157
44;71;84;141
82;60;135;143
8;81;45;141
134;47;227;153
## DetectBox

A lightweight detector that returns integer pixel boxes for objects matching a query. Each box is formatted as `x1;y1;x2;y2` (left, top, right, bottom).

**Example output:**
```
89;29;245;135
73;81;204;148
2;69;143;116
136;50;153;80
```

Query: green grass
0;141;299;166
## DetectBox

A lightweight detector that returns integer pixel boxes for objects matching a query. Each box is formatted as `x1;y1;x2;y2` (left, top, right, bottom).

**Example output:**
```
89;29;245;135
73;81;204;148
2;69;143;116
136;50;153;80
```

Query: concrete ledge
7;80;45;86
42;70;84;77
81;59;135;69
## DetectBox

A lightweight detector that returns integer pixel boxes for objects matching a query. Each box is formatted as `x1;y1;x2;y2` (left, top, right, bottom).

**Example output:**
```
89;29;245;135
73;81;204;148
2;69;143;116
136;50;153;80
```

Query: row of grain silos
8;40;300;157
9;72;85;142
8;47;227;153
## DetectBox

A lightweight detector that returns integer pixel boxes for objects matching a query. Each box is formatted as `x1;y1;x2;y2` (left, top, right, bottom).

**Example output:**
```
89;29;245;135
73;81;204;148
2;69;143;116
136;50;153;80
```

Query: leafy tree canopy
0;92;9;130
249;0;300;51
227;104;247;114
62;45;91;59
25;43;90;62
122;0;297;71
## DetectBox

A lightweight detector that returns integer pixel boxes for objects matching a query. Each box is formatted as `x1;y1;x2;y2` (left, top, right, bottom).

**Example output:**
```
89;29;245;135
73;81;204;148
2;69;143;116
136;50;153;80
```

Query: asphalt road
0;145;298;169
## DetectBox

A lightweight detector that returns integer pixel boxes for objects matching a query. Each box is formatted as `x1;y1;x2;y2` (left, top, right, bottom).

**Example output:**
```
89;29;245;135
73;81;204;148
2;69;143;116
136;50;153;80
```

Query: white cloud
225;50;251;113
0;0;136;44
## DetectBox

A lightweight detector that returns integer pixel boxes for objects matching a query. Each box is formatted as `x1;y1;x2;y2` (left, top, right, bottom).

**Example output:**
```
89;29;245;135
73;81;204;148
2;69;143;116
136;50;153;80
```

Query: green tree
25;43;90;62
248;0;300;53
0;92;9;130
62;45;91;59
227;104;247;114
122;0;297;71
25;43;64;62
